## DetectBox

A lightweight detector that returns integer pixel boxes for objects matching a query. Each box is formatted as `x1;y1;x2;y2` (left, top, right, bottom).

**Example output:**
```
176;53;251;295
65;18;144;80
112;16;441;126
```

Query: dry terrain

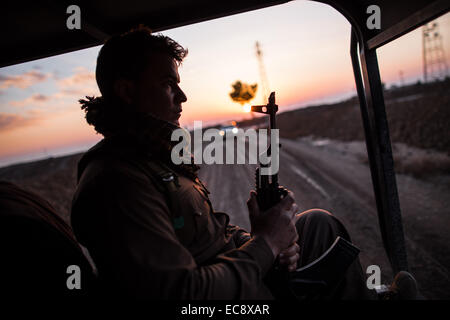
0;79;449;299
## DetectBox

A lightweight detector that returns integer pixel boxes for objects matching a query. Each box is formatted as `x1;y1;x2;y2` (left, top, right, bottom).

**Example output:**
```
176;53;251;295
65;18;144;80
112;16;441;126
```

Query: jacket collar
80;111;200;181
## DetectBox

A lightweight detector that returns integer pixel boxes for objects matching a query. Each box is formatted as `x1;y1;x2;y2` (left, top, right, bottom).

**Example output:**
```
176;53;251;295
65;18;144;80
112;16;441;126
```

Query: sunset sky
1;1;449;167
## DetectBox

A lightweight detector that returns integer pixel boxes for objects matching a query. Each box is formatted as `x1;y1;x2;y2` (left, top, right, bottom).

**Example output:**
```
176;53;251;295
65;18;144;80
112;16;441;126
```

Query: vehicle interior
0;0;449;300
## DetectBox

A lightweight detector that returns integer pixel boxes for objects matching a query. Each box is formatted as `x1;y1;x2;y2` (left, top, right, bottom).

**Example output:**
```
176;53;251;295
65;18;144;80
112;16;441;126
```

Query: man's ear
113;78;135;105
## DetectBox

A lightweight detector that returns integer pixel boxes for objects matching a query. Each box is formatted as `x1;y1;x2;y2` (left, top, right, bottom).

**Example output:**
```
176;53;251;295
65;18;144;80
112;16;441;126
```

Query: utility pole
399;70;404;87
422;22;448;82
255;41;270;103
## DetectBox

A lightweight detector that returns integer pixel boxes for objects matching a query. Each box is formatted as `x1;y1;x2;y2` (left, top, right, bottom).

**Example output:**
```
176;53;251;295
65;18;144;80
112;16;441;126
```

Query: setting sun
1;1;449;167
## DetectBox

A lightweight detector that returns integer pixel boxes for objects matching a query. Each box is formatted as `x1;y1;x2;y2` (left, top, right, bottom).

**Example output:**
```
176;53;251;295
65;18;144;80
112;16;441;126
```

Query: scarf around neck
79;96;200;180
113;111;200;180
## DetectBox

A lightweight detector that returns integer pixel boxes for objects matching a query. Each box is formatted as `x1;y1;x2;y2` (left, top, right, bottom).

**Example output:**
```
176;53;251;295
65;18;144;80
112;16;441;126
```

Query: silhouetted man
72;27;412;300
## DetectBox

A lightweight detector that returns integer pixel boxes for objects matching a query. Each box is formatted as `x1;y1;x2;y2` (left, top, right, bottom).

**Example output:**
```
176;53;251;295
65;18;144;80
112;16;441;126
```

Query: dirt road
1;135;448;299
198;136;450;299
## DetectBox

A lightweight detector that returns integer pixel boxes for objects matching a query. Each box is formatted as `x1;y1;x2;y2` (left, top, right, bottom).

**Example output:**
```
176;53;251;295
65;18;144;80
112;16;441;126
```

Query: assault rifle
251;92;360;299
251;92;287;210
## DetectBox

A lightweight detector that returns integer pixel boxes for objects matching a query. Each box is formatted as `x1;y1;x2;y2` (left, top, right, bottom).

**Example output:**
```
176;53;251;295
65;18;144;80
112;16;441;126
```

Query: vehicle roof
0;0;448;68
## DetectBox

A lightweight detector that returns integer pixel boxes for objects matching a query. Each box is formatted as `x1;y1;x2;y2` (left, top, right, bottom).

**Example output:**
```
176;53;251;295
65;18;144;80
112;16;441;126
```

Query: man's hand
278;241;300;272
247;190;299;261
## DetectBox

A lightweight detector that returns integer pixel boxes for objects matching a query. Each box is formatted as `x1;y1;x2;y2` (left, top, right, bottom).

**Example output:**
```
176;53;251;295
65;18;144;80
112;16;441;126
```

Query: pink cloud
57;67;98;96
0;111;42;132
9;94;50;107
8;67;99;109
0;70;50;89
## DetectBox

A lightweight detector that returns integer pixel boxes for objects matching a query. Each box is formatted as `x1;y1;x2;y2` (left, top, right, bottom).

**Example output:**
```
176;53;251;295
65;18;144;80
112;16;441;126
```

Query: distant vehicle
219;125;239;137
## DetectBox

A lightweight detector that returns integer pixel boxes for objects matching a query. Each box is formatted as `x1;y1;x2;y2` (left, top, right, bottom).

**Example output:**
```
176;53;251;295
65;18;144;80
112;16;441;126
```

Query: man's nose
176;86;187;103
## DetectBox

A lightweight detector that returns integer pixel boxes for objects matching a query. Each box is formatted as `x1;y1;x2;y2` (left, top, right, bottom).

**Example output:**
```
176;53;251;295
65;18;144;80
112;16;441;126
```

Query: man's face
133;52;187;126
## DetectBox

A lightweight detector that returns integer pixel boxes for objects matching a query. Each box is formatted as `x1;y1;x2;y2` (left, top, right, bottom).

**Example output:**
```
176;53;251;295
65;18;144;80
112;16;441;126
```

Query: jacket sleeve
71;161;275;299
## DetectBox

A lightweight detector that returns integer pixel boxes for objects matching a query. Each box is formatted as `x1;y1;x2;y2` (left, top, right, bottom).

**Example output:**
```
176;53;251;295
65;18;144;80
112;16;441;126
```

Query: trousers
263;209;377;300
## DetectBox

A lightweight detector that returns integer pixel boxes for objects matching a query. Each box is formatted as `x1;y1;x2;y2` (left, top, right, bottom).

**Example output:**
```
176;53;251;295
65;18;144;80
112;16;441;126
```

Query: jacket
71;113;275;299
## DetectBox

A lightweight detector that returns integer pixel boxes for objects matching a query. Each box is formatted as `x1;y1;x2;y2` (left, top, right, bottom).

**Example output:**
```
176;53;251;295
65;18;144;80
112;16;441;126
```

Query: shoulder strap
145;160;180;192
126;157;184;229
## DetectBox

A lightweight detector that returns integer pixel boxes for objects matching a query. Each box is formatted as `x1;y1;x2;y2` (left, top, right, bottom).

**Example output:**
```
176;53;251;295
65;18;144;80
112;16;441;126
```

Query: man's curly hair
79;26;188;136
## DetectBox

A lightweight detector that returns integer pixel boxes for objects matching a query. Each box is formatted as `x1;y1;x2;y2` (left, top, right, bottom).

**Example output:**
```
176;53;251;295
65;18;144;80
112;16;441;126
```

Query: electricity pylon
255;41;270;103
422;22;448;82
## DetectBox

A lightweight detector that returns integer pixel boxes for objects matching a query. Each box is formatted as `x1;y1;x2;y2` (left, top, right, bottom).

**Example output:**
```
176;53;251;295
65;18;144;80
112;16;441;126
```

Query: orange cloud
0;70;50;89
0;107;99;160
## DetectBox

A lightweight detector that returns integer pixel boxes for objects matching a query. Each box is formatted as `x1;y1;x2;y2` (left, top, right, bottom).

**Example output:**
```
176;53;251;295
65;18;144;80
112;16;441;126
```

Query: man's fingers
277;191;294;210
280;245;299;263
279;243;300;265
280;253;299;269
288;263;297;272
280;242;299;257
